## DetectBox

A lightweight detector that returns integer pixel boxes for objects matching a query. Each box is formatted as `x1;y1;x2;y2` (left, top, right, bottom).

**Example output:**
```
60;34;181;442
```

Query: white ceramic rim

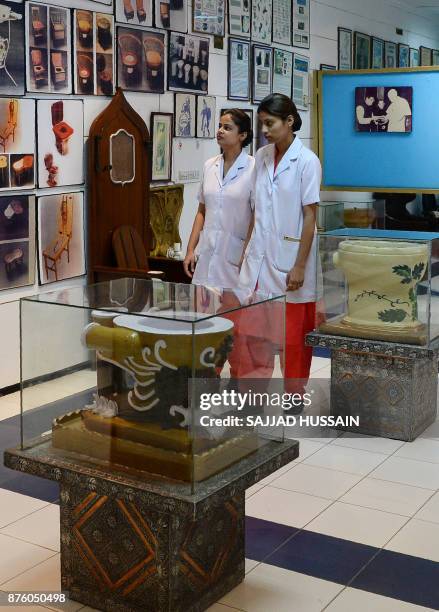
113;313;234;335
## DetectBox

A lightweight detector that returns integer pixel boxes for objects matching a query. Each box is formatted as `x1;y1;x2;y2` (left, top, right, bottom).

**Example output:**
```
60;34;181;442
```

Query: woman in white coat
183;109;255;288
239;93;322;395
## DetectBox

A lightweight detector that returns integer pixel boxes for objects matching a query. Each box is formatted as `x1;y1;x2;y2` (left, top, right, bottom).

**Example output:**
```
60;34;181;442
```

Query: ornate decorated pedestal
306;332;438;441
4;439;298;612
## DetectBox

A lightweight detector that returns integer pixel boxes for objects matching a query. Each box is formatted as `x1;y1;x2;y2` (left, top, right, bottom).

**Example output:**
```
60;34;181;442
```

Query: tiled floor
0;360;438;611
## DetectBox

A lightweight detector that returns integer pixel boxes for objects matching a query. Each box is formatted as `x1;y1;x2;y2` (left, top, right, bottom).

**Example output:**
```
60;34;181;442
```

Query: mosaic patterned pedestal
307;333;439;441
4;440;298;612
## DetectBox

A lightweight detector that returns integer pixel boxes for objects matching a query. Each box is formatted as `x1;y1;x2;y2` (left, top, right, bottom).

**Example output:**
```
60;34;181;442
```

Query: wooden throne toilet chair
42;194;73;281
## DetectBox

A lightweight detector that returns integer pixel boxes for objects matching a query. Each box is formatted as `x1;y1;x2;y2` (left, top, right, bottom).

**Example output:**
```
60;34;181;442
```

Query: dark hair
220;108;253;147
257;93;302;133
364;87;376;100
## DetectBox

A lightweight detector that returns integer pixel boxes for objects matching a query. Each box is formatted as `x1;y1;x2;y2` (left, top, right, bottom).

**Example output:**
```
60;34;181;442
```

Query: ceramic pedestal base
307;333;438;441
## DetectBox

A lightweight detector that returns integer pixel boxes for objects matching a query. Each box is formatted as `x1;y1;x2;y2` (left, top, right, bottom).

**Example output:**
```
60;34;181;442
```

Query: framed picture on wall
410;47;420;67
252;44;272;103
115;0;153;27
196;96;216;138
420;46;432;66
385;41;397;68
37;191;85;285
320;64;336;71
292;52;309;110
0;98;35;191
37;99;84;189
0;193;35;292
174;93;196;138
117;27;165;93
228;38;250;100
228;0;250;39
154;0;187;33
272;47;293;97
168;32;209;93
26;2;72;94
292;0;310;49
371;37;384;69
337;27;352;70
354;32;370;69
0;1;25;96
398;43;409;68
193;0;225;36
150;112;172;182
251;0;272;44
272;0;291;46
432;49;439;66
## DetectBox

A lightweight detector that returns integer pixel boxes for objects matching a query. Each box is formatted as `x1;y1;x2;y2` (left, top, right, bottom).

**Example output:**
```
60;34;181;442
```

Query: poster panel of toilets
0;192;35;290
37;191;85;285
0;98;35;191
115;0;153;27
36;99;84;189
116;26;165;94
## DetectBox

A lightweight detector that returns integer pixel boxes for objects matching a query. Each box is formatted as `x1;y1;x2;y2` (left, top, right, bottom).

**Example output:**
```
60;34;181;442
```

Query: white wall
1;0;439;389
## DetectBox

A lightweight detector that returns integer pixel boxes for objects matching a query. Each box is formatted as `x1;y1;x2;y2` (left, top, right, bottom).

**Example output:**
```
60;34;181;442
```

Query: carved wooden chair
112;225;164;279
0;99;17;152
43;194;73;281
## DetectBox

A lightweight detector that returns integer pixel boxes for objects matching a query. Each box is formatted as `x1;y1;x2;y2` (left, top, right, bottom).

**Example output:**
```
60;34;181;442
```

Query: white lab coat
193;150;255;289
240;137;321;303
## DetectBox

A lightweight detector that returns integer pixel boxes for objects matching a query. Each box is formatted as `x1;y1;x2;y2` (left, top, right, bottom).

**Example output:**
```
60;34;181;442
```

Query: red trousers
225;301;316;392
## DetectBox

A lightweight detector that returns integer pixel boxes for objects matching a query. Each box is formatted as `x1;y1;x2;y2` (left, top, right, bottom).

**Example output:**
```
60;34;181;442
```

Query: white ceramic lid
113;313;234;335
339;240;428;256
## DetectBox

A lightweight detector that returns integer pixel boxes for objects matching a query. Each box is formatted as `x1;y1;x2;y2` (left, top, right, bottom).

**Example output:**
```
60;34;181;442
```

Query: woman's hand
183;251;196;277
286;265;305;291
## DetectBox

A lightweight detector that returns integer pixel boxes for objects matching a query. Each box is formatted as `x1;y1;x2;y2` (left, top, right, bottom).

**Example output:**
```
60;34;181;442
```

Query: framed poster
252;44;272;103
168;32;209;93
37;191;85;285
292;0;310;49
251;0;272;44
228;38;250;100
74;10;115;95
420;46;432;66
154;0;187;33
37;99;84;189
115;0;153;27
228;0;250;39
196;96;216;138
410;47;419;67
0;193;35;291
398;43;409;68
0;1;25;96
432;49;439;66
385;41;397;68
117;27;165;93
338;27;352;70
193;0;225;36
272;0;291;46
292;52;309;111
174;93;196;137
272;47;293;97
0;98;35;191
26;2;72;94
151;112;172;182
371;37;384;69
320;64;336;71
354;32;370;69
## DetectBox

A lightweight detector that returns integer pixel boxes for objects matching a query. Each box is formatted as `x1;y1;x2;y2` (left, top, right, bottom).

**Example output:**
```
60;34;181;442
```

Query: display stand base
307;332;438;441
4;439;298;612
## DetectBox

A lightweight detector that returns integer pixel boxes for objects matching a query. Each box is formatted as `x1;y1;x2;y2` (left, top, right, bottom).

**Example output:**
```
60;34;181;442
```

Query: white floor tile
0;534;55;585
326;587;436;611
310;357;330;373
245;482;265;499
245;558;259;574
306;501;408;548
340;478;434;517
220;563;343;612
1;505;59;552
370;457;439;490
207;604;239;612
255;460;297;486
310;365;331;379
420;420;439;440
0;597;50;612
394;439;439;464
294;439;326;461
414;491;439;524
331;433;405;456
385;519;439;562
245;486;332;528
303;445;387;476
1;555;82;612
270;464;361;500
0;489;49;529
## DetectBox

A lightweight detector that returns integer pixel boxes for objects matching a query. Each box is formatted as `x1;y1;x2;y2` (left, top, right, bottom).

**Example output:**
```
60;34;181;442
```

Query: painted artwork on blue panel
355;86;413;133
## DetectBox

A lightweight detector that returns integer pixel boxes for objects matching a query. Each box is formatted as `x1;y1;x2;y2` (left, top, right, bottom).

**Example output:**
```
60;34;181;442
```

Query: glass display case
343;199;386;229
317;201;344;232
20;278;286;493
317;229;439;346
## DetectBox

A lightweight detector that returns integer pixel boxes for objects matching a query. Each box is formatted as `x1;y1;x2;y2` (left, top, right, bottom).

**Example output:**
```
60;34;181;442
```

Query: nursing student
183;109;254;288
239;93;322;394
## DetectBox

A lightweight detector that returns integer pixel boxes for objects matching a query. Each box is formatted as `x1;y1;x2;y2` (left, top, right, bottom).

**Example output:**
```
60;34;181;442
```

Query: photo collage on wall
117;26;165;93
26;2;71;93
